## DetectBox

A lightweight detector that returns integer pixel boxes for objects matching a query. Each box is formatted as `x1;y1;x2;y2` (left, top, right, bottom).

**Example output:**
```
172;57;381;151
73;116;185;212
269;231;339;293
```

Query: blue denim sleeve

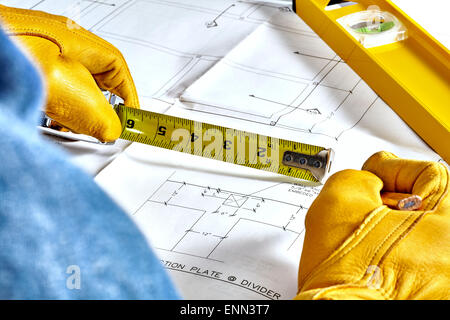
0;28;180;299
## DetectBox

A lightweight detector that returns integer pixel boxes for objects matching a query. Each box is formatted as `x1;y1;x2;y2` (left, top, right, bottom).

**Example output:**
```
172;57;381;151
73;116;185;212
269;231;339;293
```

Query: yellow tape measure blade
114;104;333;182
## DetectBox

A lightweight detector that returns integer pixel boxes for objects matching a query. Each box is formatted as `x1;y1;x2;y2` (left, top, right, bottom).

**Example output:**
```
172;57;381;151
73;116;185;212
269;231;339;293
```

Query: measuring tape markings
114;104;333;182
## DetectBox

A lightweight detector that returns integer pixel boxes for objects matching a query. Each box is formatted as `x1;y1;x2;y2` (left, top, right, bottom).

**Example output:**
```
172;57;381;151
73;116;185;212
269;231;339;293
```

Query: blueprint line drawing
95;146;323;299
5;0;285;105
6;0;444;300
6;0;381;143
180;12;380;142
132;174;312;263
87;0;285;102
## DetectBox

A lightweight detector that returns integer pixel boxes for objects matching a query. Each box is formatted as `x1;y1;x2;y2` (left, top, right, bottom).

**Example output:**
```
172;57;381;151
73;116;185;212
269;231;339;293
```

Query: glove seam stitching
351;166;448;299
376;167;448;299
375;212;428;299
302;209;420;300
365;212;426;299
345;165;447;299
299;206;389;291
367;211;418;268
6;30;64;53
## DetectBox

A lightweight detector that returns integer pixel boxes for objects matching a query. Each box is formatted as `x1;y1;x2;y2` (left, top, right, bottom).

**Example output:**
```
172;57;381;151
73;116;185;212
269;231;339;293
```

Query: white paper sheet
93;4;445;300
1;0;284;174
3;0;448;300
96;142;319;299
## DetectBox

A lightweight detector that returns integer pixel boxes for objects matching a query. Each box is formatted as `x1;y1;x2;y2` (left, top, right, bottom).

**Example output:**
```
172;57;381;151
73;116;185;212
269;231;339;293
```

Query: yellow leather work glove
296;151;449;300
0;5;139;142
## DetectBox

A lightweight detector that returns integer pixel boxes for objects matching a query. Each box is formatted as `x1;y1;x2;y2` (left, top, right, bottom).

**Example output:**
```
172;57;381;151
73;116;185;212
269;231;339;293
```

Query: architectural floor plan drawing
180;9;379;141
134;174;316;261
91;0;282;104
4;0;448;299
95;143;322;299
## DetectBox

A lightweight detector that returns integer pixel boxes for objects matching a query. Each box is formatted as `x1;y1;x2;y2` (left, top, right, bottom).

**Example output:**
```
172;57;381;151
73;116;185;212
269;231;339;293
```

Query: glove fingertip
362;151;398;172
91;108;122;142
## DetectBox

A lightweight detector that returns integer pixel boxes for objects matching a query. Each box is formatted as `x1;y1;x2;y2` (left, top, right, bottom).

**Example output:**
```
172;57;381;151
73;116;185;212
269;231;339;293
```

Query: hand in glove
0;5;139;142
296;151;449;299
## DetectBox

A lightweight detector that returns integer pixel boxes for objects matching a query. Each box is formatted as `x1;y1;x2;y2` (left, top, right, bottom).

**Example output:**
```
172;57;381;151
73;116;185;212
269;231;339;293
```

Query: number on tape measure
114;104;333;182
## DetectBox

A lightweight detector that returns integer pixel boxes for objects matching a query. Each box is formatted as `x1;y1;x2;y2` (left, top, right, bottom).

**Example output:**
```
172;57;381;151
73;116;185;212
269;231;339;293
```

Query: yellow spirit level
293;0;450;162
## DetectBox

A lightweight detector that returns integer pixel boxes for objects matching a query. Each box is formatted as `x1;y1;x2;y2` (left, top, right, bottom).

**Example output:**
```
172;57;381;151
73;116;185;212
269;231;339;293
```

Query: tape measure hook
282;148;334;182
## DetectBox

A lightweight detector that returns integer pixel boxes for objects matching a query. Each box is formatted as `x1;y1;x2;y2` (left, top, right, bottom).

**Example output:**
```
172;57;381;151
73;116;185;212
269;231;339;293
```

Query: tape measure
113;104;333;182
39;105;334;182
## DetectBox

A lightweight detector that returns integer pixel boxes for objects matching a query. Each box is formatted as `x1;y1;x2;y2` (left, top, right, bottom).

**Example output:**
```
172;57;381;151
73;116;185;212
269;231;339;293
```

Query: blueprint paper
97;2;439;299
96;141;318;300
0;0;283;174
93;3;444;300
179;9;443;171
3;0;448;299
